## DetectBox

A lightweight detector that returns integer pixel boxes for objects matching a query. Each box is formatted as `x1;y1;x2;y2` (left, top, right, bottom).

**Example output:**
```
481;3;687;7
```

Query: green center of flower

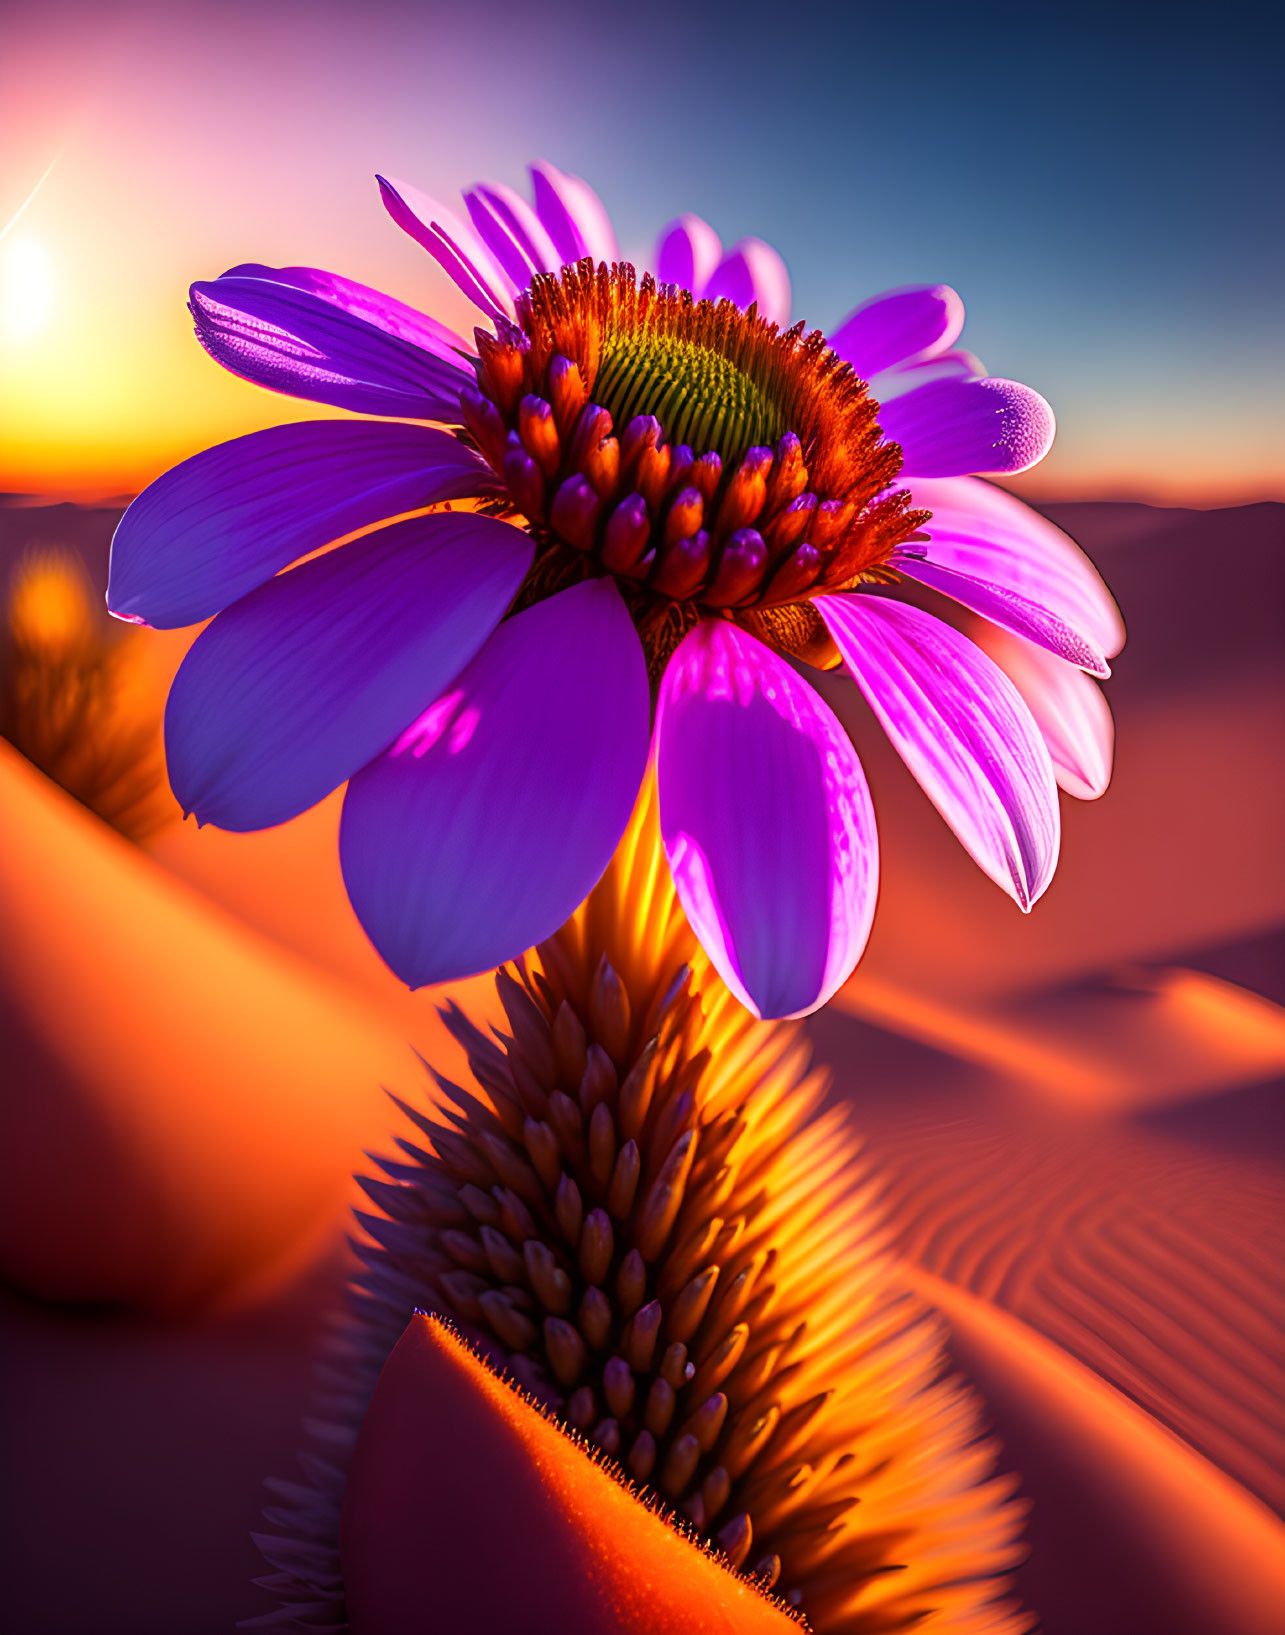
463;263;925;679
593;331;785;466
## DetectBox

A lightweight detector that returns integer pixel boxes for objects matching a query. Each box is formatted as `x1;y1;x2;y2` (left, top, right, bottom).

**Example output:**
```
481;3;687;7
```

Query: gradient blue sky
3;0;1281;500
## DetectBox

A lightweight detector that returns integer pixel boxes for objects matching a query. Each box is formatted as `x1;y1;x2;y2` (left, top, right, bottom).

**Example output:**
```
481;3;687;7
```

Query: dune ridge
856;1095;1285;1511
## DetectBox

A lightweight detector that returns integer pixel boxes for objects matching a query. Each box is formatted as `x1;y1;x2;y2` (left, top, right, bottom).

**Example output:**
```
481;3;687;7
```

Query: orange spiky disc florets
460;262;928;684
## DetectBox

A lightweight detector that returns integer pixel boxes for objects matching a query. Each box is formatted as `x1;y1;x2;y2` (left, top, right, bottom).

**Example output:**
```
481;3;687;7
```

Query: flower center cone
340;1312;800;1633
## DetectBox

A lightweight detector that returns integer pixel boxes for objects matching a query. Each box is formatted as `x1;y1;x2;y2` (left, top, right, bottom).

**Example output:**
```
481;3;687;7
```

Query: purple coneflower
108;161;1123;1019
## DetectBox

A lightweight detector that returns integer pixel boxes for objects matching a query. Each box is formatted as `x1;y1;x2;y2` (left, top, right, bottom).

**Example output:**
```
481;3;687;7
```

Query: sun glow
1;237;55;346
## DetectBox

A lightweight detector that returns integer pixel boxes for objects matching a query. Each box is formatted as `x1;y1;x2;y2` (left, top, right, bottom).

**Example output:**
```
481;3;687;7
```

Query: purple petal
983;630;1115;800
108;421;499;629
221;264;473;364
377;175;516;321
654;214;723;295
893;554;1111;676
902;476;1124;656
528;161;619;266
871;347;987;400
655;620;877;1020
879;377;1056;477
460;195;536;290
464;183;561;284
189;275;469;419
165;512;532;832
340;579;649;988
702;239;791;326
818;593;1059;909
474;182;563;273
829;284;965;379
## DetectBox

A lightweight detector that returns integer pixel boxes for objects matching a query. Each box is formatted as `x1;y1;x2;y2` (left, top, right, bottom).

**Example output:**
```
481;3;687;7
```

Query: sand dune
0;743;496;1308
838;962;1285;1109
910;1270;1285;1635
817;1004;1285;1515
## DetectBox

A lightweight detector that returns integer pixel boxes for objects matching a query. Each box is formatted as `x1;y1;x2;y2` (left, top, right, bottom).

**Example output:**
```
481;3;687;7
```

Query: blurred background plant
2;544;171;839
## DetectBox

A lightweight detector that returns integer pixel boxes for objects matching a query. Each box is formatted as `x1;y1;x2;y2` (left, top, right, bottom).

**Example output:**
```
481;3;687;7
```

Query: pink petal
528;160;619;266
340;579;649;988
905;476;1125;657
703;238;792;326
980;629;1116;800
188;275;469;421
654;213;723;294
461;189;544;289
465;181;561;279
870;346;988;400
880;376;1056;477
221;262;473;364
376;175;516;321
818;593;1059;910
829;284;966;379
655;619;877;1020
893;554;1112;676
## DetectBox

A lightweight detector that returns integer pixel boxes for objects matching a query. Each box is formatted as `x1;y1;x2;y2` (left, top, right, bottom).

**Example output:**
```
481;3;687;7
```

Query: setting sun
1;236;55;346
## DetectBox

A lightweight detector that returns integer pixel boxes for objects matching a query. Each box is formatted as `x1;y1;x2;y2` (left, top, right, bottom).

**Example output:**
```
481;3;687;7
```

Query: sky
1;0;1282;504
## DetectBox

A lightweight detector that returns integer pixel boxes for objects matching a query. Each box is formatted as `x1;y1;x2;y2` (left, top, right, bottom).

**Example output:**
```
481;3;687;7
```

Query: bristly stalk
251;782;1030;1633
